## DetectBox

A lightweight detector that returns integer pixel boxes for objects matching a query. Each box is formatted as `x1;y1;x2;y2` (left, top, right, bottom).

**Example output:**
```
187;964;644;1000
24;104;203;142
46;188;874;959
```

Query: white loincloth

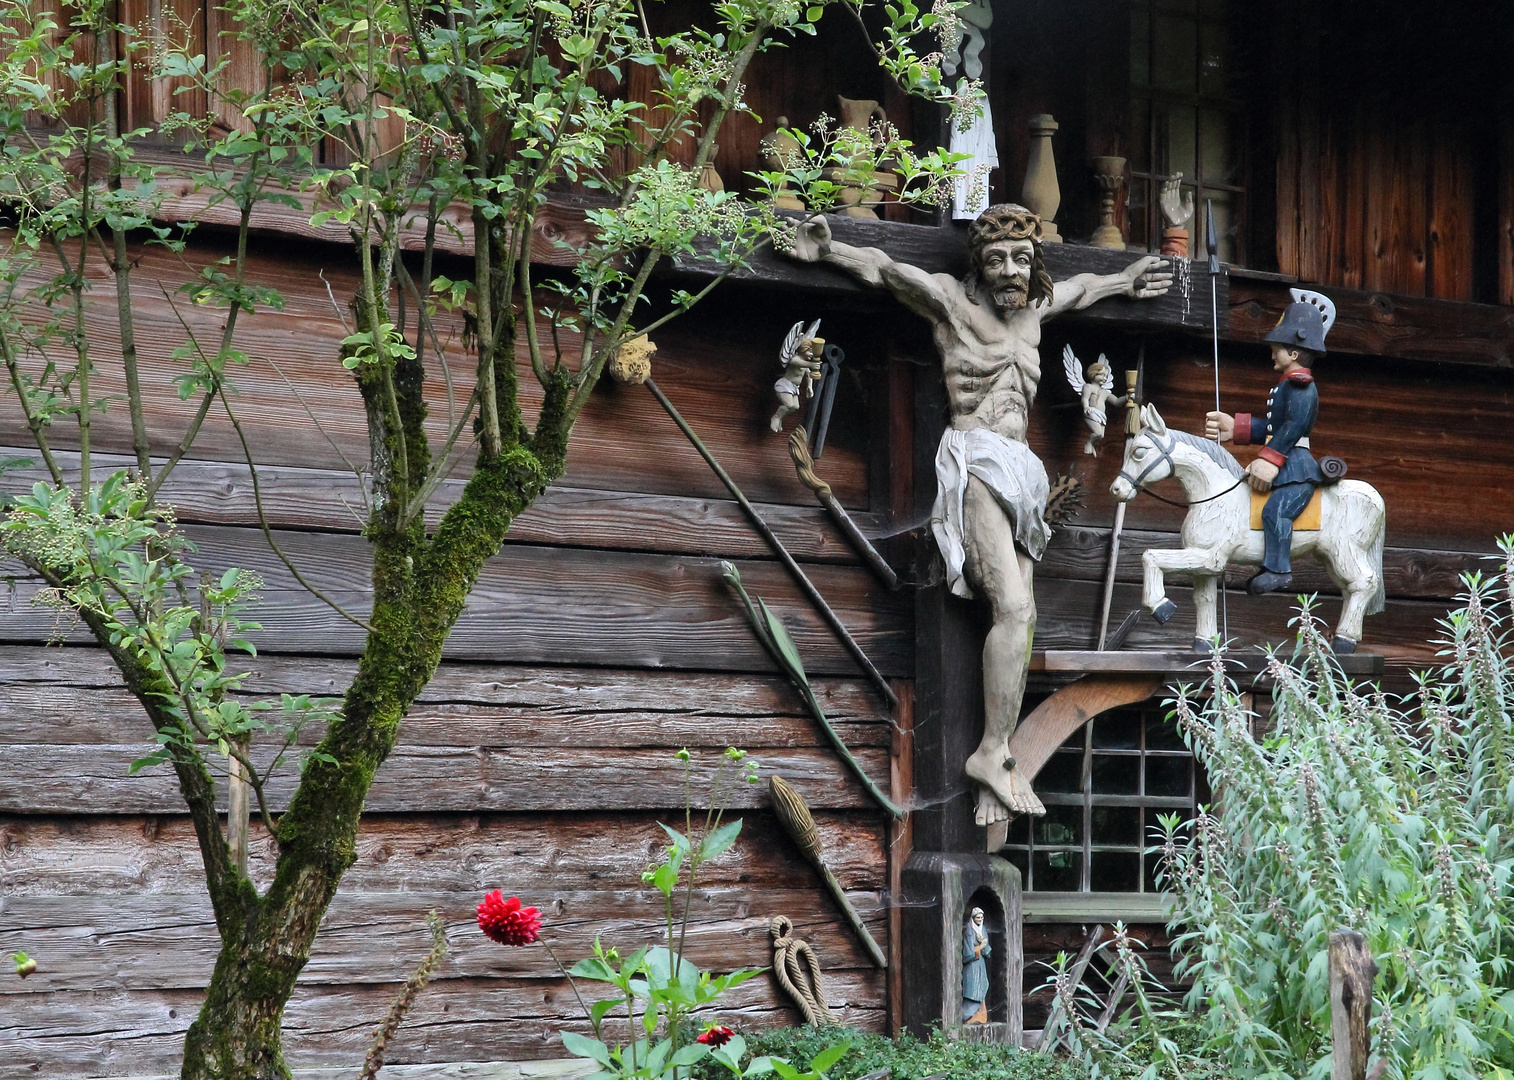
931;427;1050;599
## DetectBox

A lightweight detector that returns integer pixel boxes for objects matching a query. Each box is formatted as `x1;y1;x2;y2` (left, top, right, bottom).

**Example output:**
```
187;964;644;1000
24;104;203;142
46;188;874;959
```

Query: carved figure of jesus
785;206;1170;822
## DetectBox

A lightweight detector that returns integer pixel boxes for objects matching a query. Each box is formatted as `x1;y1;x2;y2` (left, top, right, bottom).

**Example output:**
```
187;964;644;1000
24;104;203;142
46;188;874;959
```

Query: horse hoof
1151;600;1177;625
1191;637;1214;654
1332;637;1357;655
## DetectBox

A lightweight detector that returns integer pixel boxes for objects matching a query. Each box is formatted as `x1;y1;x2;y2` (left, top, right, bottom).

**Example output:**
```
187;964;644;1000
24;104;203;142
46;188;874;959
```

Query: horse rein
1118;431;1247;510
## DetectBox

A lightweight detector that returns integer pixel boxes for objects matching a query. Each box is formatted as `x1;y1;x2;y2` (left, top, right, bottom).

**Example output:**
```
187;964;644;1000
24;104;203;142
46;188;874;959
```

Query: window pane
1091;805;1141;846
1034;849;1082;891
1143;851;1166;892
1090;851;1141;892
1145;715;1187;751
1038;750;1084;794
1128;177;1151;251
1131;4;1151;87
1153;13;1197;92
1035;804;1083;847
1004;847;1030;886
1093;712;1141;750
1129;98;1151;172
1155;103;1196;181
1146;756;1193;798
1199;108;1241;186
1092;754;1140;795
1198;19;1231;96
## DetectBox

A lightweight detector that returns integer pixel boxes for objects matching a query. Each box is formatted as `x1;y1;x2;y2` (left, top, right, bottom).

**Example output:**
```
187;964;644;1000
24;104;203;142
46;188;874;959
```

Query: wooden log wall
0;237;908;1075
1270;0;1514;304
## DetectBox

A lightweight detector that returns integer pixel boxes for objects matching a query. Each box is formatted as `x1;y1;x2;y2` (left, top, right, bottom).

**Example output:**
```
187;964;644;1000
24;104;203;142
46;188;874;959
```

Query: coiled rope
769;915;837;1027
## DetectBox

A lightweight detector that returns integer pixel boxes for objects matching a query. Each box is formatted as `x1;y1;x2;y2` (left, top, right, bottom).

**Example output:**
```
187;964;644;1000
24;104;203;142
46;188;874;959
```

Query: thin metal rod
646;378;899;708
1207;200;1228;648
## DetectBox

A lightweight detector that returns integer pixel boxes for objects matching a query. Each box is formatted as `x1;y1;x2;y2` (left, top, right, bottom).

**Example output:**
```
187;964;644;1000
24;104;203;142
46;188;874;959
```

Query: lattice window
1127;0;1247;265
1000;707;1207;893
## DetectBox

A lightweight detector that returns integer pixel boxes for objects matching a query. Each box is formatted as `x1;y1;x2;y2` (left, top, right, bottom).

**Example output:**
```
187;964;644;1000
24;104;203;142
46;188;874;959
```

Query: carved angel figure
1063;344;1126;455
770;318;824;432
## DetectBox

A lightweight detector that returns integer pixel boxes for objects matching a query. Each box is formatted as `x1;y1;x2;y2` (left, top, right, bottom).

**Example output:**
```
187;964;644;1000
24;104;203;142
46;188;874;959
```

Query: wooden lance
1096;362;1142;649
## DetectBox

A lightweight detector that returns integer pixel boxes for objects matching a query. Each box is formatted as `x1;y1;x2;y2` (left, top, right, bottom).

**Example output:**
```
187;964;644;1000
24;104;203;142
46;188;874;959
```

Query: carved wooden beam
1229;275;1514;369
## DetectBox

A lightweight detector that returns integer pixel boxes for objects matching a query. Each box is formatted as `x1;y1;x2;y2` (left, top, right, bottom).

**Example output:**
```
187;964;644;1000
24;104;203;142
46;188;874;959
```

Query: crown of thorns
968;204;1044;255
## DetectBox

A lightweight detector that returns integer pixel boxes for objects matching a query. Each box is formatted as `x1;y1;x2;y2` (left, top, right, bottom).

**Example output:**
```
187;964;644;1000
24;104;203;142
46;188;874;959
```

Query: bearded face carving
967;203;1053;313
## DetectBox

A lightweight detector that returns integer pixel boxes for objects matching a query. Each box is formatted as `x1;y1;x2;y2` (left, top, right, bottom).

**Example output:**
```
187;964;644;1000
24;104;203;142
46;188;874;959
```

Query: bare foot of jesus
975;786;1010;825
965;747;1045;816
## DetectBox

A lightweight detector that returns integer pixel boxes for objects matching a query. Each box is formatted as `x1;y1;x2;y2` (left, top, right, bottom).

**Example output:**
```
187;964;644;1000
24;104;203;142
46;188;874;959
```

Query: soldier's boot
1247;570;1294;595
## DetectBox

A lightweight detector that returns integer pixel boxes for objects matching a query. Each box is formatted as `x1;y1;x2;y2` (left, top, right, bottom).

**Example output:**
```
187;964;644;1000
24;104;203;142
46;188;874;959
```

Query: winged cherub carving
770;318;824;432
1063;344;1126;455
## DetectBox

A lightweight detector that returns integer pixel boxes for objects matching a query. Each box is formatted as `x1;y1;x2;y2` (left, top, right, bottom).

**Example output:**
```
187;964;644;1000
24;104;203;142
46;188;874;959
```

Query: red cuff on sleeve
1257;446;1286;468
1232;413;1252;445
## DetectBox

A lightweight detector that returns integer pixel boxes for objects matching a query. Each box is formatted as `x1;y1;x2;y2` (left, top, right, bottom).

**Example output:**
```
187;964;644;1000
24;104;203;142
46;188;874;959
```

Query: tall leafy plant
1159;539;1514;1080
0;0;965;1074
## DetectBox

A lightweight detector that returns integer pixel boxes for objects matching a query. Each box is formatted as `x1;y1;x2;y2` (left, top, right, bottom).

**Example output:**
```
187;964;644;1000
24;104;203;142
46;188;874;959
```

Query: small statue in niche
770;318;824;432
961;906;991;1024
1062;344;1127;456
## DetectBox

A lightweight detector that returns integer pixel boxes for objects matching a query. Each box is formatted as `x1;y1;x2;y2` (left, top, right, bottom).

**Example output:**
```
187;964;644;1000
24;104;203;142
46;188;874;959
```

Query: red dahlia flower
697;1025;735;1047
476;891;541;946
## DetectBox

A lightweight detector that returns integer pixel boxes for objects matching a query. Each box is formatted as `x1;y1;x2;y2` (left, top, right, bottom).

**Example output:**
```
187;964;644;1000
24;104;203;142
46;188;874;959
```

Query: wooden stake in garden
1329;928;1379;1080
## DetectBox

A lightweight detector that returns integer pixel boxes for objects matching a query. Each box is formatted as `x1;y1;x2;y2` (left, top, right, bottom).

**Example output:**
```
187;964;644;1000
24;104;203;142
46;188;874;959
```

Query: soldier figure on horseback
1205;291;1334;596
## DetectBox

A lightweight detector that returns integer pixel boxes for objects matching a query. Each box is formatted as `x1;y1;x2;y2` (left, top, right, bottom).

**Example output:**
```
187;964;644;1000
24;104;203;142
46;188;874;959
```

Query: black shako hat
1263;288;1335;355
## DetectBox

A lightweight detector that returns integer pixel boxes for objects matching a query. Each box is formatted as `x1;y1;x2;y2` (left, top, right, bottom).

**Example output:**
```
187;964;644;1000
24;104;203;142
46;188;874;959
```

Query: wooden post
1329;929;1378;1080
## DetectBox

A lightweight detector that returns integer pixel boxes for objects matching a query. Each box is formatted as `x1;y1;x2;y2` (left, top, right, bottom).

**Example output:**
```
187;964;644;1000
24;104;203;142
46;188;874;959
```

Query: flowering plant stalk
480;749;849;1080
1157;537;1514;1080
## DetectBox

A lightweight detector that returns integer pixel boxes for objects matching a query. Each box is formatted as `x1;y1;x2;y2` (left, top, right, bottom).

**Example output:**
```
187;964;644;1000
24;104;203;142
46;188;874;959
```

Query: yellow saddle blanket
1250;488;1323;532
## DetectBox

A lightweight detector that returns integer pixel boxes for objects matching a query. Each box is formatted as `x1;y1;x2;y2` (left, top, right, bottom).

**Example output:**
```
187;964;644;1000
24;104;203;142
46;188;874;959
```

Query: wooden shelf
1031;648;1385;678
1020;891;1174;925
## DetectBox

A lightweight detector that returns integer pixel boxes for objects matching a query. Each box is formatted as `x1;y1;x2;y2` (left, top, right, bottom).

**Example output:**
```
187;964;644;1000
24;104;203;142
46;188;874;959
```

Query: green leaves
1164;583;1514;1078
340;322;417;370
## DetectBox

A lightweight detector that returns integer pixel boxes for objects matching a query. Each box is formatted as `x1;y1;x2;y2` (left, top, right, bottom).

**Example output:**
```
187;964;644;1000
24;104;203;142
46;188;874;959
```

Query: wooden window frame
1001;705;1206;897
1128;0;1249;266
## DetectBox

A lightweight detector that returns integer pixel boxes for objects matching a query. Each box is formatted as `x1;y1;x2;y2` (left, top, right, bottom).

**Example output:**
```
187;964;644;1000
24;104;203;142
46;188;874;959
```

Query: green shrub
688;1026;1070;1080
687;1022;1226;1080
1161;543;1514;1080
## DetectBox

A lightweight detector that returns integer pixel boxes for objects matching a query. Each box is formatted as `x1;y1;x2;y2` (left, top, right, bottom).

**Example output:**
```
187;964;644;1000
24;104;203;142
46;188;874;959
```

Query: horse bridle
1118;430;1177;490
1118;430;1247;509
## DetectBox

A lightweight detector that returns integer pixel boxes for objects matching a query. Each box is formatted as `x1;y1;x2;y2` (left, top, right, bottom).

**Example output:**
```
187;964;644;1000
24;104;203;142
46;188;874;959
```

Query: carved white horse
1109;404;1385;653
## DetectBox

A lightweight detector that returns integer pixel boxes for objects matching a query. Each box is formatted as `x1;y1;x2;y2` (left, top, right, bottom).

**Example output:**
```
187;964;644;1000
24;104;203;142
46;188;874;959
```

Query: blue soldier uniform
1232;370;1322;575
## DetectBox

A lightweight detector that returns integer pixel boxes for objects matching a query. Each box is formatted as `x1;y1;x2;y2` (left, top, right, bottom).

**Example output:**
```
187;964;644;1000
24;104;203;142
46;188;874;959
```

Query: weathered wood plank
0;811;888;897
0;660;893;749
0;241;873;508
0;744;893;815
0;887;887;994
0;973;886;1076
0;526;914;677
1228;277;1514;368
1426;125;1474;302
0;448;886;564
